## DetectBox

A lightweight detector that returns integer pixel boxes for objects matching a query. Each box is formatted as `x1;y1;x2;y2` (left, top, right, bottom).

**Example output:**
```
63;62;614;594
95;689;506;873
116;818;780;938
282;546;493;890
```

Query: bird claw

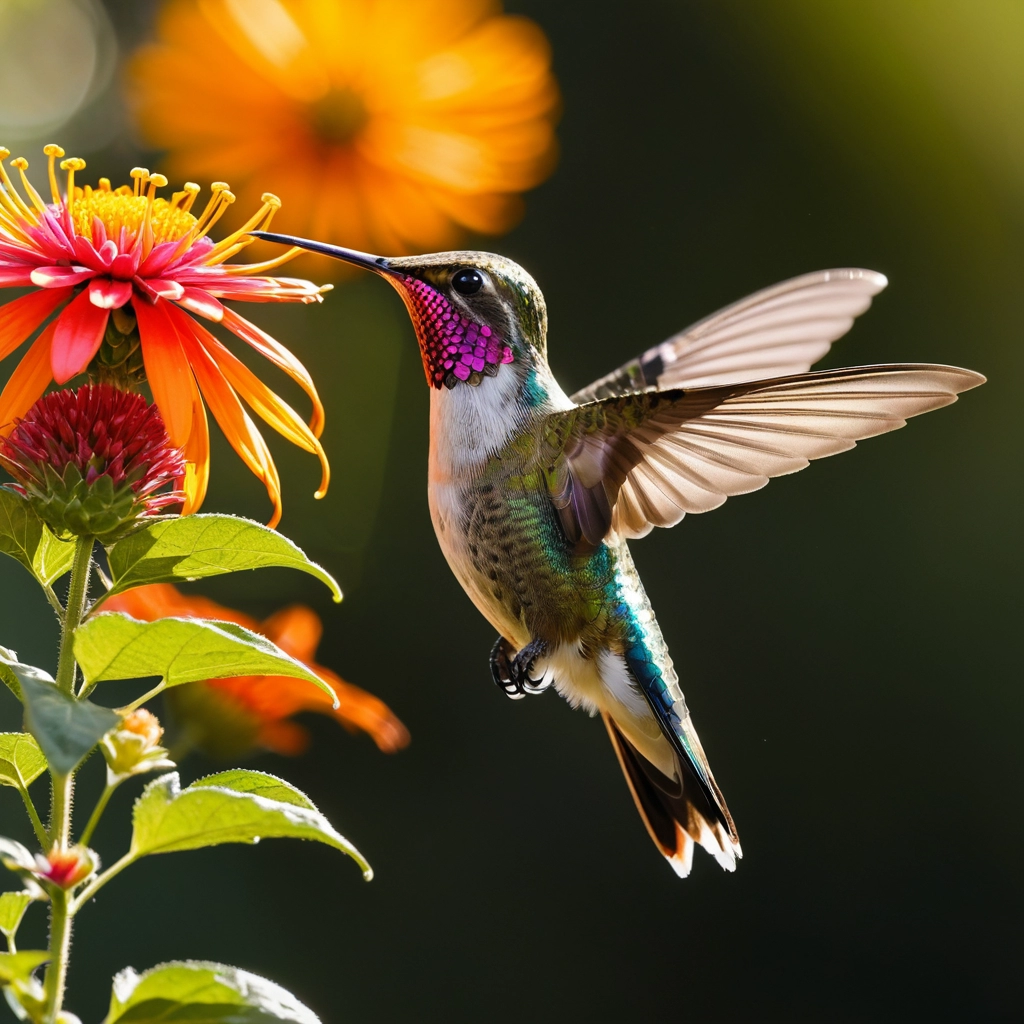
489;636;551;700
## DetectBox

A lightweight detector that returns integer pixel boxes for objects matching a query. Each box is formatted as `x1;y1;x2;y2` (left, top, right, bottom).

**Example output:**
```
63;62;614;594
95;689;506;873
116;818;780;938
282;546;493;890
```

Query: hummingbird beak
248;231;396;276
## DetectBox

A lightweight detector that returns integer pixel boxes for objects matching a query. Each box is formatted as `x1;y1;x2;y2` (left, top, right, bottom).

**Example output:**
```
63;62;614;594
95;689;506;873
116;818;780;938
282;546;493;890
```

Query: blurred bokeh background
0;0;1020;1020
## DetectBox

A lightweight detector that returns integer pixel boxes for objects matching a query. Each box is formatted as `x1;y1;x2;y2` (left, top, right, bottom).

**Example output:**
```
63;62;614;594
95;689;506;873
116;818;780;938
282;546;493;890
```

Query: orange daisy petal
50;288;110;384
262;604;323;662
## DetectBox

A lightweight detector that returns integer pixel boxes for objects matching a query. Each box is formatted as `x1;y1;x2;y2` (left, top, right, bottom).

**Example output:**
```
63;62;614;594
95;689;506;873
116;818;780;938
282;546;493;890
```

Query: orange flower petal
135;298;197;448
171;305;283;527
187;315;329;498
181;378;210;514
262;604;323;661
0;321;56;436
0;287;69;360
50;288;110;384
219;306;325;437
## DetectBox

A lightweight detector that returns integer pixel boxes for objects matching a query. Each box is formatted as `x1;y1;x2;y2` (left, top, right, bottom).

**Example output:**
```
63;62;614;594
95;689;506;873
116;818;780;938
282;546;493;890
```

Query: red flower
0;385;183;539
0;146;329;526
105;584;410;757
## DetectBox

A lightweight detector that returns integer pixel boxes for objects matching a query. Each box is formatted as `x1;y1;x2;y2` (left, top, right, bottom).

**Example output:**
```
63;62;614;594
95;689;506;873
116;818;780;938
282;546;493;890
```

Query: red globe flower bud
0;384;184;541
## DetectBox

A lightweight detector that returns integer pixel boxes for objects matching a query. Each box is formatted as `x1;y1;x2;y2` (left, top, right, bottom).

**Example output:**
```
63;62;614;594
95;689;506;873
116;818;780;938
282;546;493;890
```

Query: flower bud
38;845;98;890
0;385;184;542
101;708;175;780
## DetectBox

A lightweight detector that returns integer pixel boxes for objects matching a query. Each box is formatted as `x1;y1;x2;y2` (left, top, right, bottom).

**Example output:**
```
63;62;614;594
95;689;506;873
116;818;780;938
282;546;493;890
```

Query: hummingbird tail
602;713;742;878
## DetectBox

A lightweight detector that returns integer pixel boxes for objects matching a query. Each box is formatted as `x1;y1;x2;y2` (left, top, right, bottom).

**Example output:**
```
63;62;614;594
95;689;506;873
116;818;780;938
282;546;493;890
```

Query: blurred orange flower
105;583;409;758
0;146;330;526
129;0;559;265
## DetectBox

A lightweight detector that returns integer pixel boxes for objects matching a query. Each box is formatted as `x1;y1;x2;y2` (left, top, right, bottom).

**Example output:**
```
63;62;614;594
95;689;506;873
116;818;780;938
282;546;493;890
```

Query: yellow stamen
2;158;36;221
204;192;282;261
192;182;230;234
220;246;304;275
98;177;111;192
43;145;65;205
60;158;87;221
139;173;169;258
130;167;149;197
180;183;201;214
13;160;47;214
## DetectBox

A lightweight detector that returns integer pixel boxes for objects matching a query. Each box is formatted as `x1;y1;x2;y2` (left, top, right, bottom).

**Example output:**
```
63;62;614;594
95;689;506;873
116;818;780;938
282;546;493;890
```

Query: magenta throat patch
399;276;514;389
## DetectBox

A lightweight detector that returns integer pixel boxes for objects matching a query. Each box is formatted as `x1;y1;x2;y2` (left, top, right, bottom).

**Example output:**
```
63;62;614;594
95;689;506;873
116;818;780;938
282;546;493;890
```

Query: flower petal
50;289;110;384
175;287;223;320
175;316;283;527
134;298;197;447
88;277;134;310
0;268;37;287
262;605;322;661
0;287;68;359
181;385;210;515
182;312;329;498
0;321;56;436
29;265;97;288
220;306;325;437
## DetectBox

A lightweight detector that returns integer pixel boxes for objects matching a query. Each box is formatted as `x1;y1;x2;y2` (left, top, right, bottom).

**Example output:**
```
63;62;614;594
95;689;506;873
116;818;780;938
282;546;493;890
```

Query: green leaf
0;950;48;985
129;772;370;879
0;646;55;703
0;490;76;586
106;960;320;1023
0;892;32;938
19;676;119;775
104;515;341;602
0;734;47;789
191;770;316;810
74;614;337;702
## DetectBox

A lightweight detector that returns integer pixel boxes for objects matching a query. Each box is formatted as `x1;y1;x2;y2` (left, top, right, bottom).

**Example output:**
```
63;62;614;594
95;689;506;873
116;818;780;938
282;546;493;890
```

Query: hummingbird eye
451;268;484;295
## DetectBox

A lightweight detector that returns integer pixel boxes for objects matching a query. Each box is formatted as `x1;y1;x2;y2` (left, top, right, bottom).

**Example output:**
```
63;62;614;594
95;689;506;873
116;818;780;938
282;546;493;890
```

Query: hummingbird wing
546;363;984;546
570;268;888;403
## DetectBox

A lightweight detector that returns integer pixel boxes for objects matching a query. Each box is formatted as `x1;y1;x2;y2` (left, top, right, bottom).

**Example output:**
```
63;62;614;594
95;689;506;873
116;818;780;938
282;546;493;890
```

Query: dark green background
0;1;1020;1020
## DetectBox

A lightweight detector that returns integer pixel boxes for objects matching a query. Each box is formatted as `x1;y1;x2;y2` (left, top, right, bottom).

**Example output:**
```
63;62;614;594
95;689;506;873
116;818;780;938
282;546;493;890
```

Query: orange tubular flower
129;0;560;263
0;146;330;526
104;583;410;758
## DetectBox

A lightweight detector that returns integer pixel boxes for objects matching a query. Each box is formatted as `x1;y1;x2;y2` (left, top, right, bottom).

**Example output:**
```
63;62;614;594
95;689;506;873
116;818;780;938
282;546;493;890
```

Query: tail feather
603;713;742;877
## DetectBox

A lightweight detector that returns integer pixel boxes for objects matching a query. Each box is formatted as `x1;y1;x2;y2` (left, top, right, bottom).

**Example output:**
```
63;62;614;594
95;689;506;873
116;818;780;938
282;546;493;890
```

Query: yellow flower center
308;87;368;145
72;183;199;247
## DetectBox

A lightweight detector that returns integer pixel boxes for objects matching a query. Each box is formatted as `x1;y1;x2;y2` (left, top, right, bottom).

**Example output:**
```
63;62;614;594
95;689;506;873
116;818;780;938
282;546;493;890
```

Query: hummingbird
253;230;984;877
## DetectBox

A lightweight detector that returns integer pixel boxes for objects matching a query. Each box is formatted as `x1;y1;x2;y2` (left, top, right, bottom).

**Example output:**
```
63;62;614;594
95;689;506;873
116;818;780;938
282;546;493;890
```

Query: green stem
55;538;93;696
43;890;71;1021
118;681;167;715
69;852;135;915
43;585;65;622
41;536;93;1024
17;785;48;848
78;779;119;848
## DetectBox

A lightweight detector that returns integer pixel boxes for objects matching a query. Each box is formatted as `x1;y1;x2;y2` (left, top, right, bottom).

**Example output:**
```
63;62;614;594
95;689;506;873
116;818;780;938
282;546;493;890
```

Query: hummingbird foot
489;636;551;700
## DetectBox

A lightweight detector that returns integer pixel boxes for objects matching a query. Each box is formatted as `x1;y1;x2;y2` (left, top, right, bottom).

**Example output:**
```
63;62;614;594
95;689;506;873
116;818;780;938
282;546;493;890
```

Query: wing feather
549;364;984;545
571;269;889;403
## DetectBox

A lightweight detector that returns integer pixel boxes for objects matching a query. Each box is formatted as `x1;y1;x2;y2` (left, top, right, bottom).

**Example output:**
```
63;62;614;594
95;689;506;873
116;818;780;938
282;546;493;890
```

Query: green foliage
74;614;336;701
103;515;341;602
130;772;371;878
0;892;33;939
0;950;49;985
0;734;47;790
0;490;76;586
105;960;320;1023
191;770;316;809
19;676;120;776
0;646;58;703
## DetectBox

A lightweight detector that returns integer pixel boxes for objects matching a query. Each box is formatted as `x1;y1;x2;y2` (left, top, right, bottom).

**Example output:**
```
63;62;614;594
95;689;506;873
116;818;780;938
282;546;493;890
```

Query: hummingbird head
250;233;548;392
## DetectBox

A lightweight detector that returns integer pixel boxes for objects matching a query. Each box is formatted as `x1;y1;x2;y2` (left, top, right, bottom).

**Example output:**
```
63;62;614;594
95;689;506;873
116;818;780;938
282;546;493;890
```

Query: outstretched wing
547;364;984;547
570;268;888;403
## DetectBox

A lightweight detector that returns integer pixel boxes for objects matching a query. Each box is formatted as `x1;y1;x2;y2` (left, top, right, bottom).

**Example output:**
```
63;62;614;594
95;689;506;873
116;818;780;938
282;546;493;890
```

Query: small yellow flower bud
101;709;175;780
